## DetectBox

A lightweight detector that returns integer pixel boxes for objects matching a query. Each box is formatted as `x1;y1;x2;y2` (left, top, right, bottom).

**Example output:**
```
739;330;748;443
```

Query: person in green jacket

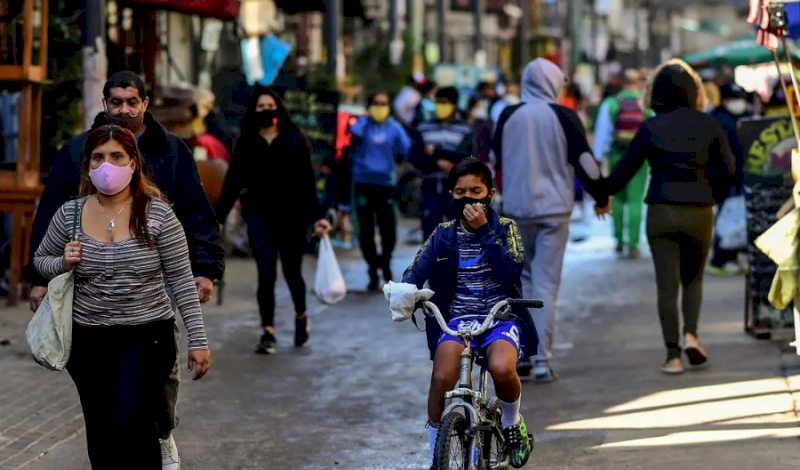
594;70;651;258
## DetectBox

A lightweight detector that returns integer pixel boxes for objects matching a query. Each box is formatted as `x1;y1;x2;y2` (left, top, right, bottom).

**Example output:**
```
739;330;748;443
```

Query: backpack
612;94;646;149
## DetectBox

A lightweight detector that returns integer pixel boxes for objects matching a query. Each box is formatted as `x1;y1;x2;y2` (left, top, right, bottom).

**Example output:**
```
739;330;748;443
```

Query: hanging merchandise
0;91;19;163
259;34;292;86
241;37;264;85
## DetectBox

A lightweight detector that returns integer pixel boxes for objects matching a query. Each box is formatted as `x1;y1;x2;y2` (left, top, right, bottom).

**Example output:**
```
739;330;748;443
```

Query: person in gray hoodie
493;58;610;382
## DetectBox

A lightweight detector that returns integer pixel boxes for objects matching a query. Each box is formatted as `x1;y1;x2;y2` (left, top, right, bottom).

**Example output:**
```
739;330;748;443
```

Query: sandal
684;339;708;369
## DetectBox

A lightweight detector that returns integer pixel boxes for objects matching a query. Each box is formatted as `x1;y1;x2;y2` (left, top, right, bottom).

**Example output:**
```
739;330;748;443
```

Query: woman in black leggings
217;87;331;354
604;59;735;374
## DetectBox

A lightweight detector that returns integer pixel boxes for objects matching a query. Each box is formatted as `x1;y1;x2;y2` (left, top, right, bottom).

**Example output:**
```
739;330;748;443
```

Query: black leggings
355;183;397;273
646;205;713;359
67;320;176;470
245;214;308;327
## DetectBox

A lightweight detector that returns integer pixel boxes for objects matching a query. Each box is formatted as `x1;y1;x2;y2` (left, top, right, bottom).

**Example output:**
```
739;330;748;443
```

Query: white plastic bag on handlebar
383;281;434;322
314;235;347;305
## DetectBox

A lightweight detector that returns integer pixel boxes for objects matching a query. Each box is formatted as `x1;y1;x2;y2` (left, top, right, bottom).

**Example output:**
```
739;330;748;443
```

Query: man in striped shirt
410;87;472;240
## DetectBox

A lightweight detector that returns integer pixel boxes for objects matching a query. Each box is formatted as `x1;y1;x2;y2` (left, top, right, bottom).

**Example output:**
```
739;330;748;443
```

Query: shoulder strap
71;199;80;240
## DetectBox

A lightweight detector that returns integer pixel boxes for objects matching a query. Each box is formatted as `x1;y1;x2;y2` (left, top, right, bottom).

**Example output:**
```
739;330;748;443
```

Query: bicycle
418;298;543;470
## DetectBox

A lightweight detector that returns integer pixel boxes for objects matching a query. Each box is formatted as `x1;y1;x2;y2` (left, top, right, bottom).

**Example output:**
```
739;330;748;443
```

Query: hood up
521;58;564;104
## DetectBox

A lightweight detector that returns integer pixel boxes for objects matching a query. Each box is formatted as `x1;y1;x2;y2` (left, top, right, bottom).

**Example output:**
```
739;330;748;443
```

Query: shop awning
273;0;367;20
682;35;800;69
119;0;241;21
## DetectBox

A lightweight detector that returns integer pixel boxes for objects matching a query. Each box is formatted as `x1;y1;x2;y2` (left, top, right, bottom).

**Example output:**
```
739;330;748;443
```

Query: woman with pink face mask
34;125;210;470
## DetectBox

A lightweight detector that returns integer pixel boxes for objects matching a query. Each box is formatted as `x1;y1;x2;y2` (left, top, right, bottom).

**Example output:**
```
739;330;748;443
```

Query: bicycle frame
422;301;510;470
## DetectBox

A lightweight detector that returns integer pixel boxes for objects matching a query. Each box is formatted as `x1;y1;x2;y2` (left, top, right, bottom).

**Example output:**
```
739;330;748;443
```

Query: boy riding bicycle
385;158;538;468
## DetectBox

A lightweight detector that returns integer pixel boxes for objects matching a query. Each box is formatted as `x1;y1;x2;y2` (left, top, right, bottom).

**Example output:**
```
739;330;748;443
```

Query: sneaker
160;435;180;470
708;262;741;276
295;315;310;348
367;268;380;292
661;357;684;375
533;360;557;383
502;415;532;468
255;331;277;354
615;242;625;256
516;357;533;378
627;247;641;260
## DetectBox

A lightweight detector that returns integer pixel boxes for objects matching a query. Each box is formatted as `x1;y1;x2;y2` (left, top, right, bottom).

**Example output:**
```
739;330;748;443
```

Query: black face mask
106;111;145;133
254;109;279;128
448;196;492;220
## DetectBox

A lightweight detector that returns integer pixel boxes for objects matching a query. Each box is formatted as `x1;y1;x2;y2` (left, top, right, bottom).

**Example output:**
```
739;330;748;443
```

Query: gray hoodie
493;59;607;219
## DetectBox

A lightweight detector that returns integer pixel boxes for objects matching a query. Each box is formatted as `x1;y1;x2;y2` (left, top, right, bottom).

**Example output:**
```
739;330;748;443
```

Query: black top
216;128;324;229
25;112;225;286
709;107;746;189
606;108;736;206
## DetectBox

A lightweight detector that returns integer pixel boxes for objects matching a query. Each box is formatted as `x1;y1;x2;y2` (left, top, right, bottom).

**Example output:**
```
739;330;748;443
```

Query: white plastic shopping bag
314;235;347;304
716;195;747;250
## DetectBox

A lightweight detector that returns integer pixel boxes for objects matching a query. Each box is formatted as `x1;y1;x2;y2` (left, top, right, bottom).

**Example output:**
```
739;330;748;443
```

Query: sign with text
738;116;795;329
274;87;340;165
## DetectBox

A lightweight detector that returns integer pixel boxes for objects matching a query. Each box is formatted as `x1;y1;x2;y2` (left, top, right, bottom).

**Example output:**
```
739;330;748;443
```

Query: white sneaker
160;435;180;470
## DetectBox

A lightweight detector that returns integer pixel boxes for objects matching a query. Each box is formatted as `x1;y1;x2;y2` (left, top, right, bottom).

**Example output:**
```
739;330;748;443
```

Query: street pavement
1;214;800;470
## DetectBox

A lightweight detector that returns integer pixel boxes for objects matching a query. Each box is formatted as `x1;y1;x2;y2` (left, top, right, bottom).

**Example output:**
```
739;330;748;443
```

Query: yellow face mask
435;103;455;120
369;105;391;123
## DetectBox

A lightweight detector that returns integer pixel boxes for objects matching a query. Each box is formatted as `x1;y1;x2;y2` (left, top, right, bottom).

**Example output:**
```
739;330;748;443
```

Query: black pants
647;205;713;359
420;176;450;241
355;183;397;274
67;320;176;470
245;214;307;327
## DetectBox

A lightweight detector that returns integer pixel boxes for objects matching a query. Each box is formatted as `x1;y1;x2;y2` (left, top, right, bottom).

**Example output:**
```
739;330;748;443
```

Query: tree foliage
40;1;83;174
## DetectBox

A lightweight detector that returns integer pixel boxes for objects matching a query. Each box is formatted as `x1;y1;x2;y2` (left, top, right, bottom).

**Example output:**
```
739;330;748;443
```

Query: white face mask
725;99;747;115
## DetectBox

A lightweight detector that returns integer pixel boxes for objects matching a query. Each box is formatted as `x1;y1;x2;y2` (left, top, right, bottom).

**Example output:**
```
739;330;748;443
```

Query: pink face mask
88;162;134;196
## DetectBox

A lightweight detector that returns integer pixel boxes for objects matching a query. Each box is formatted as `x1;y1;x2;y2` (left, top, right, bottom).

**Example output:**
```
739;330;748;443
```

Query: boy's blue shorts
437;318;522;353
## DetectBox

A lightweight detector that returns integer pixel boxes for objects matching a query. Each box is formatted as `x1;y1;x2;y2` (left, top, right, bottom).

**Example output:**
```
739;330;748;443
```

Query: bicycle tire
480;428;504;470
433;411;470;470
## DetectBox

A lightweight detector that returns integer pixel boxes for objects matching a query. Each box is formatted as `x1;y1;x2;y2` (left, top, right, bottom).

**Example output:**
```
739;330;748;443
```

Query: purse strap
71;199;80;241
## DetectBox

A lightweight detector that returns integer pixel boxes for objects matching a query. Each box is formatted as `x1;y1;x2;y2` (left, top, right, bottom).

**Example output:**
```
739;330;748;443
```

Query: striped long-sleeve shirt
34;197;208;350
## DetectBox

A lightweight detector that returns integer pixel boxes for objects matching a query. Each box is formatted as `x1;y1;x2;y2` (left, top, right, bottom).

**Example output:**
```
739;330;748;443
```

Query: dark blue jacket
402;210;540;360
25;112;225;286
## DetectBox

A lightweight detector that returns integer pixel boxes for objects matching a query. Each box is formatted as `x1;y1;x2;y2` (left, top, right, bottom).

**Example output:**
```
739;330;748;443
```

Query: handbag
25;200;80;371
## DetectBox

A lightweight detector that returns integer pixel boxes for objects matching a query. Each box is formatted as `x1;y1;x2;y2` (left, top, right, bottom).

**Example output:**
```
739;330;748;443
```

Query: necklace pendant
107;221;114;234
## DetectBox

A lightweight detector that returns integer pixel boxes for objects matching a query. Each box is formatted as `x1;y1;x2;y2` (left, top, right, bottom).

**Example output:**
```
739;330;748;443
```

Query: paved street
2;217;800;470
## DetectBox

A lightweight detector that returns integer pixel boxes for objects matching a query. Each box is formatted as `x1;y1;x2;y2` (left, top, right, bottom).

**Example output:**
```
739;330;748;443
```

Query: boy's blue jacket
402;209;540;360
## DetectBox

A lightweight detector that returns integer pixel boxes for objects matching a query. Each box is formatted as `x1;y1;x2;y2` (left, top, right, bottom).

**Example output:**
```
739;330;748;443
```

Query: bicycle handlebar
419;298;543;339
507;299;544;309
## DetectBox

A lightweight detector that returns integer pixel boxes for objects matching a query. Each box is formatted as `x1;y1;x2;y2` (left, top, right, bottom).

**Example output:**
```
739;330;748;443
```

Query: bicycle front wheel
433;411;469;470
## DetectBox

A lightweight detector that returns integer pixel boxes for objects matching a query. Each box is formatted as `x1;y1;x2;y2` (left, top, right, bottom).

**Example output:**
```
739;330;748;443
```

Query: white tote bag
25;200;79;371
716;195;747;250
314;235;347;305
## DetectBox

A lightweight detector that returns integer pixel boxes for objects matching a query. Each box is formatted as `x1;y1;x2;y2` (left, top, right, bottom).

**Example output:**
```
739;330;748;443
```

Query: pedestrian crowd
21;53;753;469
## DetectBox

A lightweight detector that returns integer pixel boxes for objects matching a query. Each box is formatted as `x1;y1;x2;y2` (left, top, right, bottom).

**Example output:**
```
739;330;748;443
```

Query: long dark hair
241;86;303;137
643;59;707;114
80;125;164;248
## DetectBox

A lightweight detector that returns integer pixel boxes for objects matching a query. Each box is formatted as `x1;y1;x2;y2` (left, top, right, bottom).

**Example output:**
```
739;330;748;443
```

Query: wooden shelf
0;65;46;83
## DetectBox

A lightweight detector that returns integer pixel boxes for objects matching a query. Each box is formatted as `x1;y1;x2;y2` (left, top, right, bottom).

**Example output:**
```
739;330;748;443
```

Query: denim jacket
402;209;540;360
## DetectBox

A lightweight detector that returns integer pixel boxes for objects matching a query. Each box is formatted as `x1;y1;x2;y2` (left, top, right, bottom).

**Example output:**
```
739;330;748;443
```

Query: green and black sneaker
503;415;533;468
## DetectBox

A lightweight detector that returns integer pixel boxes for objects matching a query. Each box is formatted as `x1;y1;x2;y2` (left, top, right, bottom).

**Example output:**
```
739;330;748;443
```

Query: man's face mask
435;103;455;120
725;98;747;116
104;92;148;133
369;105;391;123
